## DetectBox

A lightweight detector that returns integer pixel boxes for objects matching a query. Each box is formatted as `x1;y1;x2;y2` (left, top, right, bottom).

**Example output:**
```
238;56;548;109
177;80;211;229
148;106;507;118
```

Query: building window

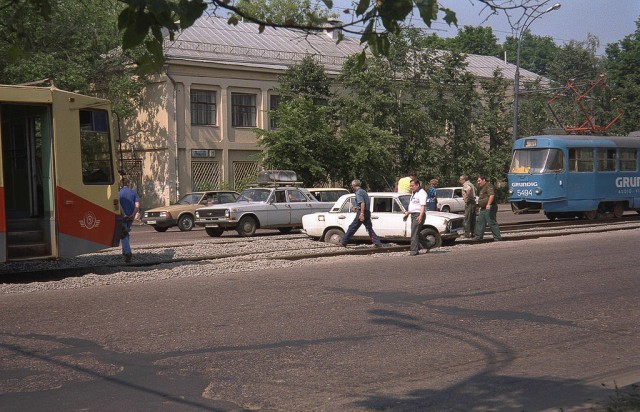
269;95;280;130
597;148;617;172
79;109;114;185
232;93;257;127
620;148;637;172
191;90;216;125
568;148;594;172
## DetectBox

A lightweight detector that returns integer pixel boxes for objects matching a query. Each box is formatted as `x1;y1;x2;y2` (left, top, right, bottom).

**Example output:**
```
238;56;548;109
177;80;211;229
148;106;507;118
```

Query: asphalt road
1;227;639;411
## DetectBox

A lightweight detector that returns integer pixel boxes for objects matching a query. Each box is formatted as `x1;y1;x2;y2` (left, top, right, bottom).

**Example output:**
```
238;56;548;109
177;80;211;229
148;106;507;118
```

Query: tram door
0;104;54;260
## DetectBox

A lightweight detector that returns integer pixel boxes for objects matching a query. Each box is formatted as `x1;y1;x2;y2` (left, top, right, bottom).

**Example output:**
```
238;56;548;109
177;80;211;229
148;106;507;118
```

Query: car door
335;196;358;233
267;189;291;226
286;189;313;224
370;196;405;239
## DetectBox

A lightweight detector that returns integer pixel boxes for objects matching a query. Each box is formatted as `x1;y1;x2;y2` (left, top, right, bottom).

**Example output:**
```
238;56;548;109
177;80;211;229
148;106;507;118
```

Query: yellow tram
0;84;121;262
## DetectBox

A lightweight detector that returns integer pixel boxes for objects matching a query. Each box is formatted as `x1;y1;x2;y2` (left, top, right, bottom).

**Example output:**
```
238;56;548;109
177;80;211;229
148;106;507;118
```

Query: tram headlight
508;188;514;195
535;188;542;195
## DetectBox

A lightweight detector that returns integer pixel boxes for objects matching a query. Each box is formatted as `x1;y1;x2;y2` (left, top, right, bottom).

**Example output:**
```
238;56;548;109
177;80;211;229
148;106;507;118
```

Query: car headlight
195;211;200;218
159;211;168;217
225;209;230;218
143;212;149;218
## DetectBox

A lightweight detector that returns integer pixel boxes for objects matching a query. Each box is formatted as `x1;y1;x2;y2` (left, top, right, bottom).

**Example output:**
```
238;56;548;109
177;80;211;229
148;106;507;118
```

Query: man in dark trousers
403;179;431;255
474;175;502;241
119;177;140;262
340;179;383;248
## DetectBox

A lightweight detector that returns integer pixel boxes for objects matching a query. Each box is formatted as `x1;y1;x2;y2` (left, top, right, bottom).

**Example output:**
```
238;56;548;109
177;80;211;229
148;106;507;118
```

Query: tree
0;0;147;120
450;26;502;57
233;0;337;26
503;30;559;76
256;57;341;186
547;35;601;85
605;19;640;135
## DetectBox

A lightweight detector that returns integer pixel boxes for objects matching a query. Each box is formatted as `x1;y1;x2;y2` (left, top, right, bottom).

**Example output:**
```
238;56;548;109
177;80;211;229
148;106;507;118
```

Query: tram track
3;215;640;284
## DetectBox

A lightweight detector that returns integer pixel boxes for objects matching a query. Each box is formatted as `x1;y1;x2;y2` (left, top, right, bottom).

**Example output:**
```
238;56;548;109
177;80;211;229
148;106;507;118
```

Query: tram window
569;148;594;172
510;148;563;174
597;148;617;172
80;109;114;185
620;149;637;172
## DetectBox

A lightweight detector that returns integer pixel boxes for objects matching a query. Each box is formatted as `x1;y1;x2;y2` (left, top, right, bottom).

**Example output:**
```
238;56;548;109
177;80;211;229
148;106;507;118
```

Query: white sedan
302;192;465;248
435;187;466;213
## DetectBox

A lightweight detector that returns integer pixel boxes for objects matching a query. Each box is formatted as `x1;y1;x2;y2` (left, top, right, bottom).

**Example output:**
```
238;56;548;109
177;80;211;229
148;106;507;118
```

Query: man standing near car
403;179;431;255
459;174;477;238
340;179;383;248
474;175;502;241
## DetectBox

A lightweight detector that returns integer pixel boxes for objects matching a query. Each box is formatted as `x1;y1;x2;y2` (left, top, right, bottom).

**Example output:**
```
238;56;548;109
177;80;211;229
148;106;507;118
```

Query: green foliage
503;31;558;76
450;26;502;56
0;0;147;121
278;56;332;101
257;98;339;187
338;121;399;191
233;0;337;26
606;18;640;135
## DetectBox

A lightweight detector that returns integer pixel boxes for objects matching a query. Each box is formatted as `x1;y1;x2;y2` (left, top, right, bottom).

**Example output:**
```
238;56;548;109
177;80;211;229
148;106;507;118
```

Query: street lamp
512;2;561;141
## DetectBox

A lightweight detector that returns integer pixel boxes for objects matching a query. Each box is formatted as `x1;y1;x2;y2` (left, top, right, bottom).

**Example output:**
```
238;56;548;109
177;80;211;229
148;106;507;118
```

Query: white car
435;187;466;213
302;192;465;248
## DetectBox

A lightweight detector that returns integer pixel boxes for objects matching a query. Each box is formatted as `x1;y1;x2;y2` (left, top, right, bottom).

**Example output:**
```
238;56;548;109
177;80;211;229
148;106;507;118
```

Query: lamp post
512;2;561;141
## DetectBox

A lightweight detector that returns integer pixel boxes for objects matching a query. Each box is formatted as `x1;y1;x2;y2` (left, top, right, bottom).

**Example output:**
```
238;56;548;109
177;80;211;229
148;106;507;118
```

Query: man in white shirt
403;179;431;255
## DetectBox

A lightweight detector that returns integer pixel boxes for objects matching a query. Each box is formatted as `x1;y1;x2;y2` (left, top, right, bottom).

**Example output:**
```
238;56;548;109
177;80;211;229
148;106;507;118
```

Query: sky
331;0;639;56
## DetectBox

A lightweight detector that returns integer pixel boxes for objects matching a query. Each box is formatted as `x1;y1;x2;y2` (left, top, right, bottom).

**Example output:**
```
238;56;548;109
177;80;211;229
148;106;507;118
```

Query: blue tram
508;135;640;220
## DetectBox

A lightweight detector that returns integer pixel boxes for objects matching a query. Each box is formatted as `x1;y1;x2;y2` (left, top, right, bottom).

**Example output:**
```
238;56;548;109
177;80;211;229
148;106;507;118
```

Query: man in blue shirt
119;177;140;263
340;179;383;248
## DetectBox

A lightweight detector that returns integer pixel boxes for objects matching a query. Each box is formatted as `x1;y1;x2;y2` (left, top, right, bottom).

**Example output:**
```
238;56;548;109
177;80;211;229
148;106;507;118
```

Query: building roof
164;17;544;84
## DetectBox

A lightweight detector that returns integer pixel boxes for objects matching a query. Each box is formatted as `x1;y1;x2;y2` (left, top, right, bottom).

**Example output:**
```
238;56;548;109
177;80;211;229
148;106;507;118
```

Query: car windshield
510;148;564;174
238;188;271;202
176;193;203;205
436;189;453;198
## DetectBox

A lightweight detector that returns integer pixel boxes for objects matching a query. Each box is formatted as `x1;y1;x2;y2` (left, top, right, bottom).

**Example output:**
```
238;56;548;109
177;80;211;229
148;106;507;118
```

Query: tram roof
515;134;640;149
0;84;110;106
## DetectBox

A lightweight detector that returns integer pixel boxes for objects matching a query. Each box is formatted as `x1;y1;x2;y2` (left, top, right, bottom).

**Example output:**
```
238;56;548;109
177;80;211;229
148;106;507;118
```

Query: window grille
233;161;259;189
192;160;221;190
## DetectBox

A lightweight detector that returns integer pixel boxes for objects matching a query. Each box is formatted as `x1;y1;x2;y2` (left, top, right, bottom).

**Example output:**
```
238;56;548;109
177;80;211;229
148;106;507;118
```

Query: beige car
143;191;239;232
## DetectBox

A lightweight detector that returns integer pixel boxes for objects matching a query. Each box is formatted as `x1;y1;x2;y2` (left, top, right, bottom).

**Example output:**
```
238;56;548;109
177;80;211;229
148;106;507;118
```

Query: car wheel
237;216;257;237
153;226;168;232
278;227;293;234
324;228;345;245
205;227;224;237
420;227;442;249
177;214;194;231
441;205;451;213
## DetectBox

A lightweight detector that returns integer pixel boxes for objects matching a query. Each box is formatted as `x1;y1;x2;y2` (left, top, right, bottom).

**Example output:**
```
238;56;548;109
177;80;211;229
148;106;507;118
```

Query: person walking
426;179;438;211
474;175;502;241
340;179;383;248
459;174;477;238
397;170;415;194
119;177;140;263
403;179;431;255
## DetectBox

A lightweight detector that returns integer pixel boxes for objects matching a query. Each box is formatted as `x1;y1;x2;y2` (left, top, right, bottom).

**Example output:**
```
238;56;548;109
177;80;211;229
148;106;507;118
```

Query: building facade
122;17;543;208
